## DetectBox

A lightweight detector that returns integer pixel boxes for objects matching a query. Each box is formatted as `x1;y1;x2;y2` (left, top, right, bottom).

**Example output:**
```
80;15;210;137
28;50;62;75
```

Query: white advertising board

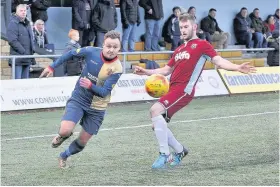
1;70;228;111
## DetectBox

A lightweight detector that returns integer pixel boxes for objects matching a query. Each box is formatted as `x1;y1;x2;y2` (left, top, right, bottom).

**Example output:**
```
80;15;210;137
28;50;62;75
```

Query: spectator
200;8;230;49
120;0;141;52
30;0;51;23
139;0;164;51
72;0;97;47
263;15;276;37
233;7;254;49
92;0;117;47
274;9;279;31
33;19;55;56
33;19;48;48
187;6;206;40
63;29;84;76
7;4;34;79
11;0;31;13
249;8;266;48
267;32;279;66
167;7;182;51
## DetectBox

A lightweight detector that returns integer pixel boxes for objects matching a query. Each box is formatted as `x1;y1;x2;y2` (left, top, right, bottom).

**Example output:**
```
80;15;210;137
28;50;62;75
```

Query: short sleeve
202;41;217;60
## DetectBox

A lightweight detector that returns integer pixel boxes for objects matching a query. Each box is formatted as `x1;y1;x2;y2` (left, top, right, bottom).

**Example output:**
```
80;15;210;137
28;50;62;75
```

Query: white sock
167;128;183;153
152;115;170;155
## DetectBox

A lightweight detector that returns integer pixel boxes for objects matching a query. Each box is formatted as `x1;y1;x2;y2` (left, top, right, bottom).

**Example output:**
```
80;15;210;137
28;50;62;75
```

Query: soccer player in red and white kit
134;13;256;169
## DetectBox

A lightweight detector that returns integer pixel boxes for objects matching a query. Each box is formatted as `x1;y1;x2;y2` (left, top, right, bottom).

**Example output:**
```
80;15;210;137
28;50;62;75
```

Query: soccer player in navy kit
134;13;256;169
40;31;123;168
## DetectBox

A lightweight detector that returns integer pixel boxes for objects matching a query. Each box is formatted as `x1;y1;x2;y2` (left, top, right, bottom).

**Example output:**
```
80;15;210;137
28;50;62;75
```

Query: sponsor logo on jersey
175;51;190;61
87;73;98;82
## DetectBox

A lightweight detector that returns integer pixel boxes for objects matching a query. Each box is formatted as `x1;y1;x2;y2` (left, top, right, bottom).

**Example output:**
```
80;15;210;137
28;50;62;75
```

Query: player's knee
150;104;164;118
59;129;72;137
59;121;75;137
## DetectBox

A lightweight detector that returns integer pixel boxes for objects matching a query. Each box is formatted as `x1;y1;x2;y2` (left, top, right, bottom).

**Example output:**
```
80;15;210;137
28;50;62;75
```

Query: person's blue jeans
171;36;181;51
15;65;30;79
121;23;137;52
253;32;264;48
145;19;161;51
95;31;105;47
239;32;253;48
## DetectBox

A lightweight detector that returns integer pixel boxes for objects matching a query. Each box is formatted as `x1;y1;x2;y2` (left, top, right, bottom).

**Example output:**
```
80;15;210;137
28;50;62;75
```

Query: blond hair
104;30;121;42
179;13;196;23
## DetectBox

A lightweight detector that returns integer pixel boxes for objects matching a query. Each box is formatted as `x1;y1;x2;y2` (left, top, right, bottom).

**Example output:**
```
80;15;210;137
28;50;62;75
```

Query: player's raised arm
212;56;256;74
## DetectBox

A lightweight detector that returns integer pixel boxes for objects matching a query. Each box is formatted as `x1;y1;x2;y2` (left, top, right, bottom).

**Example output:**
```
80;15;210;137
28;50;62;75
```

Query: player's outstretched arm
39;47;95;78
133;65;172;76
212;56;256;74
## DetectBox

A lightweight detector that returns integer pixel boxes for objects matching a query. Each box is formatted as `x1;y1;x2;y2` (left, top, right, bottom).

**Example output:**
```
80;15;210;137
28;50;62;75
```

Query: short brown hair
179;13;196;23
104;30;121;42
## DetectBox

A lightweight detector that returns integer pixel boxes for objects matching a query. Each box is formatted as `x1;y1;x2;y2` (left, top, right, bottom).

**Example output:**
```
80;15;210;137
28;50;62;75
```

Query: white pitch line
1;111;279;142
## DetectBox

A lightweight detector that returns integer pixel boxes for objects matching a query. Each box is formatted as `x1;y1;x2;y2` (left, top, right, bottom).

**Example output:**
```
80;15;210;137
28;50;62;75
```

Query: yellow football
145;74;169;98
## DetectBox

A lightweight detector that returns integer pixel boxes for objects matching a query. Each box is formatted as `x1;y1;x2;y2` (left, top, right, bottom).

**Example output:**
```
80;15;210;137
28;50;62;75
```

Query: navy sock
60;139;85;159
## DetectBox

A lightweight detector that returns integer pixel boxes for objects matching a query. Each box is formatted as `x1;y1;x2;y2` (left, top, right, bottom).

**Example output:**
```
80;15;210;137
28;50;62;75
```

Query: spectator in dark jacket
120;0;141;52
139;0;163;51
92;0;117;47
233;7;254;49
274;9;279;31
249;8;267;48
7;4;34;79
187;6;206;40
30;0;51;23
200;8;230;49
167;7;182;50
267;32;279;66
64;29;84;76
72;0;97;47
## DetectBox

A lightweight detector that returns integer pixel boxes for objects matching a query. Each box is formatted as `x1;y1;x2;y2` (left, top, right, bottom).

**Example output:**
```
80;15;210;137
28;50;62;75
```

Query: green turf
1;93;279;185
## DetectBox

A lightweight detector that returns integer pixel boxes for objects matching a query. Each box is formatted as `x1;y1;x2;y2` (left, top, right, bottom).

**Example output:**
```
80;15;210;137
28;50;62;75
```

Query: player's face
179;20;197;41
102;38;121;59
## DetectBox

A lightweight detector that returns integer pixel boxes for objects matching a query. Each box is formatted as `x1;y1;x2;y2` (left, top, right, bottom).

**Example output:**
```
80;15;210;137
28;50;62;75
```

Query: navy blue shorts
62;99;105;135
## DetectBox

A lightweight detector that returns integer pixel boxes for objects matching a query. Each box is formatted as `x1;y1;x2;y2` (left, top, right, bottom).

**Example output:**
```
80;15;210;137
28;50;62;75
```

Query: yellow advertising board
218;67;280;94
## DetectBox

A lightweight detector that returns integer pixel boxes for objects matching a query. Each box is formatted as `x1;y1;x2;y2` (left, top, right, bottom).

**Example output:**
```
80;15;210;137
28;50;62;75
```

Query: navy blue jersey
50;47;123;110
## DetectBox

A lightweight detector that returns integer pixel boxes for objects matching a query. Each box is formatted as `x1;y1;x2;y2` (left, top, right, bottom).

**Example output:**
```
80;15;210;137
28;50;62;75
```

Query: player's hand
148;9;153;14
237;62;257;74
79;77;92;89
133;66;148;75
39;66;54;78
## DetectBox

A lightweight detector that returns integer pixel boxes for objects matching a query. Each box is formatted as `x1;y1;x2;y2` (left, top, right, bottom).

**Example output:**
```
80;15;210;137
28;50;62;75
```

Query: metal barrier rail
0;48;275;79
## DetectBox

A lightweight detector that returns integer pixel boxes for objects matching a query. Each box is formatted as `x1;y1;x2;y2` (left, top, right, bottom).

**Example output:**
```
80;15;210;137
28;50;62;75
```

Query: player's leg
163;93;194;167
58;109;105;168
52;100;84;148
150;102;173;169
59;128;92;168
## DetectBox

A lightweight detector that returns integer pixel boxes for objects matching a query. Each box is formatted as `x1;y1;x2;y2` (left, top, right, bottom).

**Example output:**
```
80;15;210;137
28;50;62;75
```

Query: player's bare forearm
212;56;239;71
146;66;172;76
